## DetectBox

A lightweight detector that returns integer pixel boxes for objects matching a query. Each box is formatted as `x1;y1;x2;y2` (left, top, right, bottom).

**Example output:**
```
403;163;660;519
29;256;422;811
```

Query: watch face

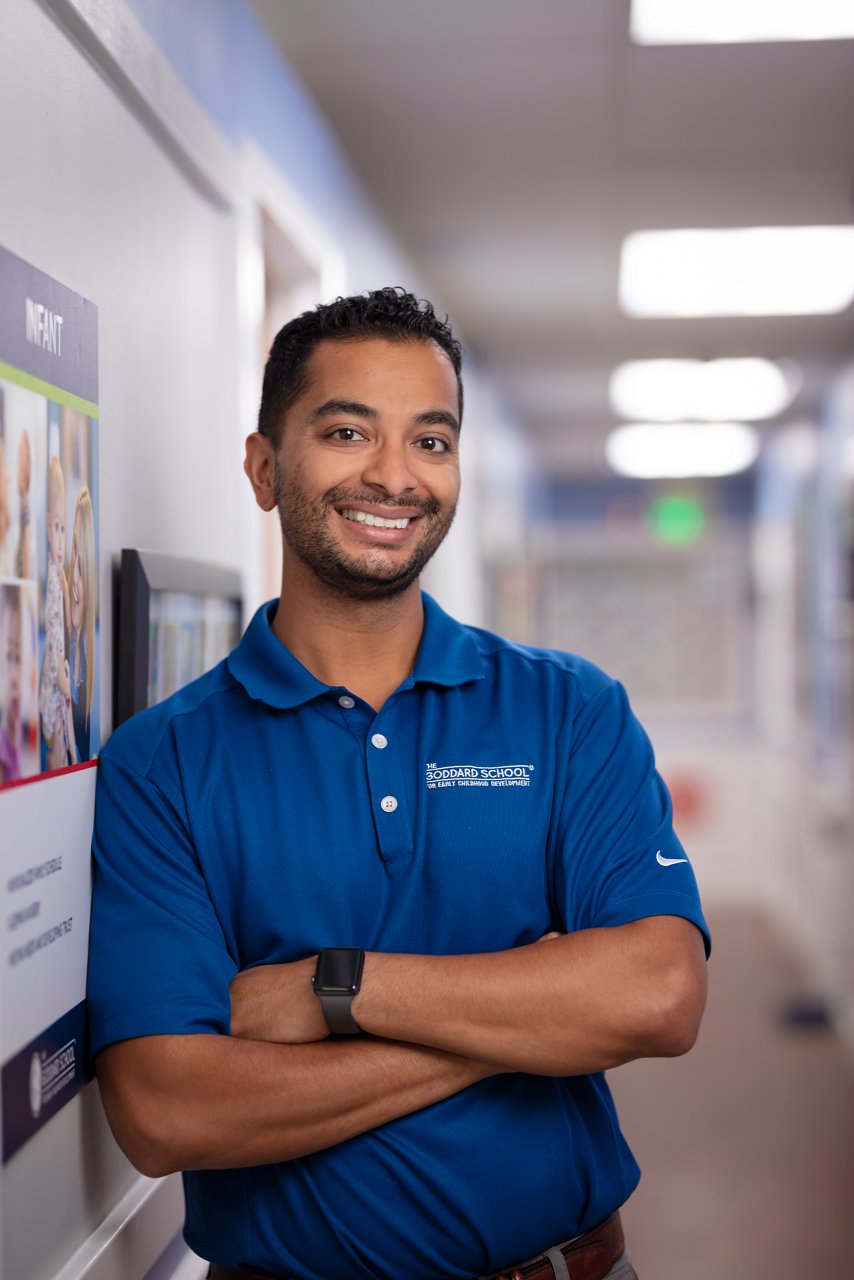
316;948;364;993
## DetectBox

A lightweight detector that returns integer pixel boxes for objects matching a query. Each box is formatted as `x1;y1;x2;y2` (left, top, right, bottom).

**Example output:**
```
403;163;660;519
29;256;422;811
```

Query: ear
244;433;278;512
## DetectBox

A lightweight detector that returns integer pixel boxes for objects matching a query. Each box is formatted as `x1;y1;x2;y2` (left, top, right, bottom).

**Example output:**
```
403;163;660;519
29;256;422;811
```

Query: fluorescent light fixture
609;358;798;421
620;227;854;317
631;0;854;44
605;422;760;478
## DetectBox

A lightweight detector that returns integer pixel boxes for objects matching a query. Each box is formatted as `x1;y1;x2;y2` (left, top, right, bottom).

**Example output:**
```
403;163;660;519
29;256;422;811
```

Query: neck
271;561;425;711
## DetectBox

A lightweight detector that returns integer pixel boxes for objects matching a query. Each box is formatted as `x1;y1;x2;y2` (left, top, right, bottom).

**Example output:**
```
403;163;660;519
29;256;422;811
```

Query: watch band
316;990;362;1035
312;948;365;1035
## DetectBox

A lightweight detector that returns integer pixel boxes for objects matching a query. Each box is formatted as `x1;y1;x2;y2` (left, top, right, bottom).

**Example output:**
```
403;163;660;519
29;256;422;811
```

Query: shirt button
380;796;398;813
371;733;388;749
338;695;355;709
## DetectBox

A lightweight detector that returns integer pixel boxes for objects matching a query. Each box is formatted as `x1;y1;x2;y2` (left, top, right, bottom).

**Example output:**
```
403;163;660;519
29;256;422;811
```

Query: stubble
273;459;456;601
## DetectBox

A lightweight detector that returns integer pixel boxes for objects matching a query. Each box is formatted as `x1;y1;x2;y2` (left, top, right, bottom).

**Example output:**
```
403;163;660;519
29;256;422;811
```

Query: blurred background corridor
1;2;853;1276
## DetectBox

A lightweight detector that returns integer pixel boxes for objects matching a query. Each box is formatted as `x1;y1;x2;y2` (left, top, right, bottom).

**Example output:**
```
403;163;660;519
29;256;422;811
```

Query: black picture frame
115;549;242;726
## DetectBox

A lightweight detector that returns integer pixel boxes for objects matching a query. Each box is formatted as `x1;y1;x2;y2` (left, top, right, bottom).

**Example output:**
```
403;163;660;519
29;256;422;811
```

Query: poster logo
29;1039;77;1119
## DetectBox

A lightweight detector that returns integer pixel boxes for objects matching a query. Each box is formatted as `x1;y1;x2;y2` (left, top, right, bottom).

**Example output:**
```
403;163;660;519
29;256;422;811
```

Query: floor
609;907;854;1279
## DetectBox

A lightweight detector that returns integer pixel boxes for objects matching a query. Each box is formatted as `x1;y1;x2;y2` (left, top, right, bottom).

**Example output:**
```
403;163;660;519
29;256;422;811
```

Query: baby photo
36;402;100;774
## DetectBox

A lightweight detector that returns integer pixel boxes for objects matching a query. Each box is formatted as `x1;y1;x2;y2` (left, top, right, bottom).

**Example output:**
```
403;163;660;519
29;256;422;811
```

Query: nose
360;439;417;497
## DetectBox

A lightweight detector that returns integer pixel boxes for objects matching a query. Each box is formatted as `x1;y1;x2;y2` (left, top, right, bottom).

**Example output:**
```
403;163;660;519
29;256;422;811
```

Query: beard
273;460;457;601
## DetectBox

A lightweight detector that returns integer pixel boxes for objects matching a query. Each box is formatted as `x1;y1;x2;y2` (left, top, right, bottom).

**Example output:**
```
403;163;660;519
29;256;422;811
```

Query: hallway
611;908;854;1277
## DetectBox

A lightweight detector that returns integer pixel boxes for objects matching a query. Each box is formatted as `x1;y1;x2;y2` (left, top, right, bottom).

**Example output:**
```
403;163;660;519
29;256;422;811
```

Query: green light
648;494;705;545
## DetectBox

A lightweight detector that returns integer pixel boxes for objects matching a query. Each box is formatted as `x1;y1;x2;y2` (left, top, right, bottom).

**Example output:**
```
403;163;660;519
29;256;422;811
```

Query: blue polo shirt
88;594;709;1280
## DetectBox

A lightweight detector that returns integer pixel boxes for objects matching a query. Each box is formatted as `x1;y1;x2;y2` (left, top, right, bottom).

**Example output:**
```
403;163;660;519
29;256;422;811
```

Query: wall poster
0;245;99;1161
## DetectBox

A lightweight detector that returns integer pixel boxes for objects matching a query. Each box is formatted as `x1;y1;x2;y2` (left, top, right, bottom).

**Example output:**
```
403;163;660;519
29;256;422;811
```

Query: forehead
297;336;459;412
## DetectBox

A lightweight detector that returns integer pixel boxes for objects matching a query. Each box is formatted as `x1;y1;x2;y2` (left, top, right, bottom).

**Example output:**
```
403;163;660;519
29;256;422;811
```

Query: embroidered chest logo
425;762;535;790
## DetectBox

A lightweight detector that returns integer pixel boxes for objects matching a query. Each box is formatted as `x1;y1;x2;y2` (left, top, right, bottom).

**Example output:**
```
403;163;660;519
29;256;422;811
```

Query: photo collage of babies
0;379;99;786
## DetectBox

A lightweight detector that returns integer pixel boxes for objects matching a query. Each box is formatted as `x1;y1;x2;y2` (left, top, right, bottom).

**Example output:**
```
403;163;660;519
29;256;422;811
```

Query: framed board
115;548;242;725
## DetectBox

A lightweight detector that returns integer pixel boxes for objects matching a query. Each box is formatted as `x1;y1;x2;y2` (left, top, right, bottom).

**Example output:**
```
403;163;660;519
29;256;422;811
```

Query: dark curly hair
257;286;464;446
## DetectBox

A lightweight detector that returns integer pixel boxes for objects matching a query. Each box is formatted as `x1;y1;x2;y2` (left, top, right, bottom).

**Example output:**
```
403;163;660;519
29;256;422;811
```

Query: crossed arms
95;916;706;1177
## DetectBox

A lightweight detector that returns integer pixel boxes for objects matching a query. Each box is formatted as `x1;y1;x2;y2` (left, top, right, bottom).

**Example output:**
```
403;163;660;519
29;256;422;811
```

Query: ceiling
248;0;854;475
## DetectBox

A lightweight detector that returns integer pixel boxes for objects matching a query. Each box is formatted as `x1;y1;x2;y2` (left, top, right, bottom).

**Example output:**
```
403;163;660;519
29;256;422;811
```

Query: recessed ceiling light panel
605;422;761;478
609;358;799;421
631;0;854;44
620;227;854;317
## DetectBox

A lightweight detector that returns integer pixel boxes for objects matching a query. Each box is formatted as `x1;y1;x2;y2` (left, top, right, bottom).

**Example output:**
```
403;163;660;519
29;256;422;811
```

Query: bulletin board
0;244;99;1161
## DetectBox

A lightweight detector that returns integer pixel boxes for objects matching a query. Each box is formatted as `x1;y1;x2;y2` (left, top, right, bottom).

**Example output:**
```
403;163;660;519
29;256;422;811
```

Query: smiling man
264;337;459;601
88;288;709;1280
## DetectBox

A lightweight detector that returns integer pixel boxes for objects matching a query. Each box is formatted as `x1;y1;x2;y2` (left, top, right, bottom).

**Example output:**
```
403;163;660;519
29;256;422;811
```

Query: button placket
366;713;413;863
331;692;375;748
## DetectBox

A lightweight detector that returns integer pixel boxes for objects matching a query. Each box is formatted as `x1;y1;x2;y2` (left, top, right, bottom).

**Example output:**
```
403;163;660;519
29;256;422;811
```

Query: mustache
321;487;442;517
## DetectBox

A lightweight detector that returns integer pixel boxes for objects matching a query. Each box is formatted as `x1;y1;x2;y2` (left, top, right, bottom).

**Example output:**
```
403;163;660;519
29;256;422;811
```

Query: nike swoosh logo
656;850;688;867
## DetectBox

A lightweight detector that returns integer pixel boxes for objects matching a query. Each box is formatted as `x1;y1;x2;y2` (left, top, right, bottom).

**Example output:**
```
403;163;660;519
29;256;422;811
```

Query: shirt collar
227;602;332;710
410;593;484;688
228;593;484;710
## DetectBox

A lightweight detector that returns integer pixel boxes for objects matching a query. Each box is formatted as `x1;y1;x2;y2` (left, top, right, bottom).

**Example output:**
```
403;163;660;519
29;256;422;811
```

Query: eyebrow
310;399;377;422
310;399;460;434
414;408;460;434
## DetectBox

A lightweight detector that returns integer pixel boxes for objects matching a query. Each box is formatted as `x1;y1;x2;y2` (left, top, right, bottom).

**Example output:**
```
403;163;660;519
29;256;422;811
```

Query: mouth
339;508;414;530
334;501;428;546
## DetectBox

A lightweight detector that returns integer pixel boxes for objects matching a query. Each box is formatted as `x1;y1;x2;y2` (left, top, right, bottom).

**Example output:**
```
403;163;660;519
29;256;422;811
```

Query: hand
230;955;329;1045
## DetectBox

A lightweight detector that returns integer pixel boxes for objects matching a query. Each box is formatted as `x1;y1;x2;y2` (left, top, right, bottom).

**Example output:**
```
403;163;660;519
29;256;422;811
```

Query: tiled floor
609;908;854;1278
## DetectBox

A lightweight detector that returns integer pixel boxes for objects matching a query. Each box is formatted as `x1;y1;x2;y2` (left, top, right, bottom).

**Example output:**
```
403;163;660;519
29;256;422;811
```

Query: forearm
96;1032;498;1177
353;917;707;1075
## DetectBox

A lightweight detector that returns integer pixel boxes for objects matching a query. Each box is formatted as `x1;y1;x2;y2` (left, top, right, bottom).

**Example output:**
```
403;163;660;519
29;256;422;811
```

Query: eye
415;436;450;454
326;426;367;443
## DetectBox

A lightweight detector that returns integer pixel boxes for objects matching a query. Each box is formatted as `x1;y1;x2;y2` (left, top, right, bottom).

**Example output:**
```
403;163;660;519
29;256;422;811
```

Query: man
88;287;709;1280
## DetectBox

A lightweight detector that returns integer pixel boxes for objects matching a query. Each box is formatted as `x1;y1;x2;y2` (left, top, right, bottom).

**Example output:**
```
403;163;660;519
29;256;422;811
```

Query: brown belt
208;1209;625;1280
483;1211;625;1280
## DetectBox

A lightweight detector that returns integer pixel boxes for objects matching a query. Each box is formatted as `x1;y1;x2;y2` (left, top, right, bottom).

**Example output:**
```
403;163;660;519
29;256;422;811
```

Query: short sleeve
87;733;237;1061
552;679;710;955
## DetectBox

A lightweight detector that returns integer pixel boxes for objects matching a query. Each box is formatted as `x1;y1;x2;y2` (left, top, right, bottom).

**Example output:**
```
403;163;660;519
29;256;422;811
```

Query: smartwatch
312;948;365;1035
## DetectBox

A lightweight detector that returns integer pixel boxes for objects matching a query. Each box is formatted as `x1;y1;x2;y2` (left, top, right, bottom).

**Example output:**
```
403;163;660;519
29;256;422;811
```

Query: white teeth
341;509;411;529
